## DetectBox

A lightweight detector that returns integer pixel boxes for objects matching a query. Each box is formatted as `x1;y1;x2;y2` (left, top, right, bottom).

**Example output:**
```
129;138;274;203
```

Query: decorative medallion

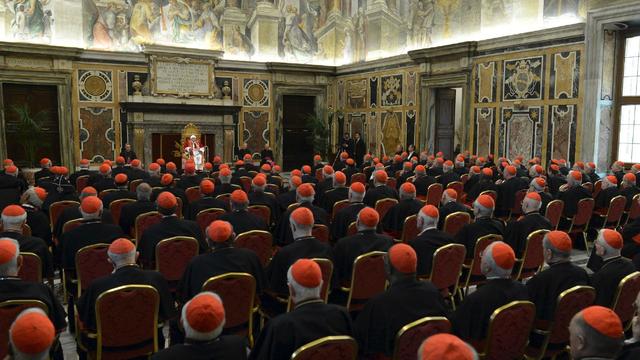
78;70;113;102
381;75;403;107
243;79;269;107
503;57;543;101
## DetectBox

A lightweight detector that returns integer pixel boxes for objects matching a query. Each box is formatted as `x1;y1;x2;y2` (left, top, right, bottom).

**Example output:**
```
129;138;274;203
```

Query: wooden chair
342;251;387;313
62;218;84;235
566;198;595;251
460;173;469;184
216;193;231;204
474;301;536;360
400;215;418;243
195;208;226;234
129;179;143;193
234;230;273;267
393;317;451;360
312;224;330;243
447;181;464;203
202;273;256;346
287;258;333;311
239;176;252;193
426;183;444;207
513;229;549;281
17;252;42;283
582;182;593;193
49;200;80;228
461;234;502;297
593;180;603;198
332;199;350;221
75;244;112;298
134;211;162;242
611;271;640;330
287;202;301;212
351;173;367;185
291;336;358;360
76;175;90;192
545;200;564;230
185;186;201;203
248;205;271;225
316;168;324;182
98;189;117;200
386;178;397;190
624;193;640;225
508;189;528;219
109;198;135;226
592;195;627;232
375;198;398;220
424;244;466;309
347;221;358;236
0;300;49;359
155;236;199;291
525;286;596;360
443;211;471;237
21;223;31;237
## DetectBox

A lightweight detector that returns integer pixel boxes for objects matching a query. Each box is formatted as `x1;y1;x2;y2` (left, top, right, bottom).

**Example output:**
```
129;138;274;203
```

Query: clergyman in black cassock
381;182;423;235
118;183;157;236
590;229;636;306
437;190;470;230
454;195;504;259
409;206;454;277
218;190;269;235
274;184;327;247
363;171;398;208
503;192;552;257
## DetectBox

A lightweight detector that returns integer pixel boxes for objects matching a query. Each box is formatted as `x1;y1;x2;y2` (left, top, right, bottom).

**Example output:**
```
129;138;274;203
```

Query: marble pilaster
221;7;248;54
247;1;281;59
365;0;404;60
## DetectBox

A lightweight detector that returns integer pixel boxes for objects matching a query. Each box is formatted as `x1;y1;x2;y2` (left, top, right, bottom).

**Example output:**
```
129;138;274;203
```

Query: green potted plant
305;113;330;160
10;103;51;168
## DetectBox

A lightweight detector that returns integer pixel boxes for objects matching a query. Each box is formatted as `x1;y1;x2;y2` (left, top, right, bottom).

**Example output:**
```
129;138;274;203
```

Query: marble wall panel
381;111;403;155
79;107;115;162
370;77;378;108
243;79;270;107
406;71;417;106
242;111;269;151
503;56;544;101
78;70;113;103
476;61;496;103
475;107;494;156
381;74;402;107
346;79;367;109
550;50;580;99
502;107;542;160
547;104;577;162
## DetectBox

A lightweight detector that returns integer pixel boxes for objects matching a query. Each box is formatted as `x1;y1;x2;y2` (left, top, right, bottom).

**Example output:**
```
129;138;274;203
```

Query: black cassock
439;171;460;188
101;189;136;208
526;261;589;321
249;299;352;360
556;185;591;218
119;200;156;235
152;336;247;360
381;198;423;233
53;205;114;240
437;201;471;230
187;196;229;220
363;185;399;208
330;203;366;241
333;230;394;286
23;204;52;246
409;228;454;276
354;277;448;357
538;191;554;216
274;202;327;247
452;278;528;341
248;191;280;224
496;177;528;215
58;222;123;271
0;231;53;279
0;277;67;331
454;218;504;260
503;212;552;257
178;246;266;302
321;187;349;214
217;210;268;237
314;178;333;207
138;216;205;267
276;190;297;213
591;256;636;306
466;179;498;203
176;175;203;190
622;218;640;262
547;175;567;196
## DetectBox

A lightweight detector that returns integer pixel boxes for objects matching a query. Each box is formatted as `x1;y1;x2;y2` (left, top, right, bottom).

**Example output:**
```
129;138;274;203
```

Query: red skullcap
334;171;346;184
157;192;177;209
80;196;102;214
115;156;125;165
444;188;458;199
478;157;486;163
204;162;213;170
588;162;596;169
535;177;546;187
570;171;582;181
374;171;388;183
81;186;97;196
402;152;408;158
213;156;221;163
2;159;11;165
415;165;426;173
302;165;312;174
161;173;173;186
375;163;385;169
323;165;334;175
601;229;623;249
525;192;541;202
550;164;560;172
186;293;225;333
615;161;624;167
10;311;55;355
291;169;302;177
39;158;50;166
470;166;481;174
346;159;355;166
581;306;624;339
131;159;141;167
505;166;516;175
358;207;379;227
420;333;475;360
546;231;572;252
606;175;618;185
5;165;17;175
633;164;640;171
0;239;18;265
156;158;165;165
230;190;248;204
404;162;413;170
207;220;233;242
252;176;266;187
99;164;111;174
350;182;365;194
166;162;177;171
261;164;272;172
400;182;416;194
624;173;636;183
58;167;69;176
476;194;495;209
80;159;90;166
491;242;516;269
436;158;444;165
220;168;232;177
340;152;349;159
297;183;315;197
482;168;493;177
34;187;47;201
291;207;314;226
274;165;282;173
149;163;160;171
2;205;25;217
200;179;215;195
291;259;322;287
394;155;402;163
184;162;196;174
388;244;417;274
114;173;128;185
243;154;252;161
313;155;321;161
108;238;135;254
219;164;229;170
290;176;302;187
575;161;585;169
444;160;453;167
421;205;439;218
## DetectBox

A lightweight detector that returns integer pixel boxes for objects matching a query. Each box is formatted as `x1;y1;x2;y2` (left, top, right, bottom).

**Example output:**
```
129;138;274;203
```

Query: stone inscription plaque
150;56;213;97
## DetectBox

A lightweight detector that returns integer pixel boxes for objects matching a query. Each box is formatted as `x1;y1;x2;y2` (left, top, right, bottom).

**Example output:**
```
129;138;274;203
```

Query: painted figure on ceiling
353;7;365;62
281;3;317;61
409;0;434;49
8;0;50;40
130;0;158;44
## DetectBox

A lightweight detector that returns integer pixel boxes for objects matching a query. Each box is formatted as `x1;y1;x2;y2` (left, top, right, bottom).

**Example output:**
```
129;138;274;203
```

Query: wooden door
283;95;315;170
435;88;456;159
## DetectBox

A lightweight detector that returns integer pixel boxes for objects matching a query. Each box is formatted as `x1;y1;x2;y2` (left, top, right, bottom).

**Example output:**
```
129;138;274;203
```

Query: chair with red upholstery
134;211;162;242
525;286;595;360
461;234;502;297
316;168;324;182
216;193;232;205
76;175;90;193
239;177;252;193
393;317;451;360
202;273;257;346
155;236;199;291
234;230;273;267
386;178;397;190
425;244;466;308
474;301;535;360
460;174;469;184
129;179;143;193
426;183;444;207
513;229;549;281
545;200;564;230
593;180;603;198
248;205;271;225
109;199;135;226
0;300;49;359
566;198;595;250
76;244;112;298
17;252;41;283
185;186;201;203
21;223;31;237
625;193;640;225
592;195;627;232
62;218;84;235
347;221;358;236
375;198;398;221
582;182;593;194
288;258;333;311
195;208;226;234
266;184;280;195
291;336;358;360
312;224;330;243
85;285;160;360
611;271;640;330
400;215;418;243
49;200;80;228
447;181;464;203
508;189;528;219
351;173;366;185
332;199;350;221
342;251;387;313
175;197;184;219
442;211;471;237
98;189;117;200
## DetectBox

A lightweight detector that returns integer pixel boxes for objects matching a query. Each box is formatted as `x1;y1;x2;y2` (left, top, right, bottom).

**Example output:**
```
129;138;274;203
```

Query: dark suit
410;228;454;276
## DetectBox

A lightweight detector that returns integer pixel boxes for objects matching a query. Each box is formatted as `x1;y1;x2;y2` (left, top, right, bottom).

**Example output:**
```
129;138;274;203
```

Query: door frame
434;88;457;159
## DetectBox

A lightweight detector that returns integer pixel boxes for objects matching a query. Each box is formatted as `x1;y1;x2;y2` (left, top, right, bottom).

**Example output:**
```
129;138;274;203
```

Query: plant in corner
10;103;51;168
305;112;330;160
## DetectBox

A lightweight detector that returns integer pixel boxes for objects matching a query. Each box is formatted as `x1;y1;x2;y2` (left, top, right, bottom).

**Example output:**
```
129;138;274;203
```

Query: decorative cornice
266;62;336;75
408;42;478;64
142;44;224;60
0;41;83;58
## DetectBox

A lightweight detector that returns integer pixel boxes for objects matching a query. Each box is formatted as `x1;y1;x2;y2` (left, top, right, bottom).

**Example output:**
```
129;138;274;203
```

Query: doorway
283;95;315;170
151;133;215;169
434;88;458;159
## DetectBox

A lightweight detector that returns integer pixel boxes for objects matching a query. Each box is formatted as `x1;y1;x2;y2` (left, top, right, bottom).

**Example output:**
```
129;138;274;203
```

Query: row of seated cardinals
1;152;640;360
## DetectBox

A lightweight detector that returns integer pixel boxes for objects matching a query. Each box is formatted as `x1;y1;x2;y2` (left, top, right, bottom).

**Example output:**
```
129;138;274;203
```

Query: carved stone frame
149;55;216;98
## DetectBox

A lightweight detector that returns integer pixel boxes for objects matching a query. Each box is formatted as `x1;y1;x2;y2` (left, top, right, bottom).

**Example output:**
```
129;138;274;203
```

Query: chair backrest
109;198;136;226
134;211;162;241
202;273;256;332
470;234;502;276
95;285;159;358
428;244;466;292
482;301;535;360
347;251;387;312
447;181;464;203
582;182;593;194
76;175;90;192
629;194;640;223
510;189;528;216
593;180;603;198
175;197;183;219
514;229;549;281
332;199;350;220
479;190;497;201
604;195;627;225
49;200;80;228
287;202;301;212
239;176;252;193
62;219;84;237
195;208;227;234
375;198;398;220
393;317;451;360
76;244;112;297
0;300;48;359
312;224;330;243
234;230;273;267
291;336;358;360
460;174;469;184
155;236;199;282
129;179;144;193
400;215;418;243
17;252;42;283
347;221;357;236
443;211;471;237
612;271;640;326
545;200;564;230
387;178;397;190
21;223;31;237
572;198;595;227
266;183;280;195
248;205;271;225
426;183;444;207
216;193;231;205
185;186;201;203
548;286;596;344
98;189;117;200
351;173;366;185
288;258;334;311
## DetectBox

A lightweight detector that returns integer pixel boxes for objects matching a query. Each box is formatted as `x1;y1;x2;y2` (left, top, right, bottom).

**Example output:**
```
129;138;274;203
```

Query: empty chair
393;317;451;360
400;215;418;243
109;198;135;226
513;230;549;281
425;244;466;308
566;198;595;250
312;224;330;243
545;200;564;230
155;236;199;292
443;211;471;237
611;271;640;330
473;301;535;360
75;244;112;298
426;183;444;207
234;230;273;267
291;336;358;360
195;208;226;234
185;186;201;203
17;252;42;283
461;234;502;296
342;251;387;313
134;211;162;242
